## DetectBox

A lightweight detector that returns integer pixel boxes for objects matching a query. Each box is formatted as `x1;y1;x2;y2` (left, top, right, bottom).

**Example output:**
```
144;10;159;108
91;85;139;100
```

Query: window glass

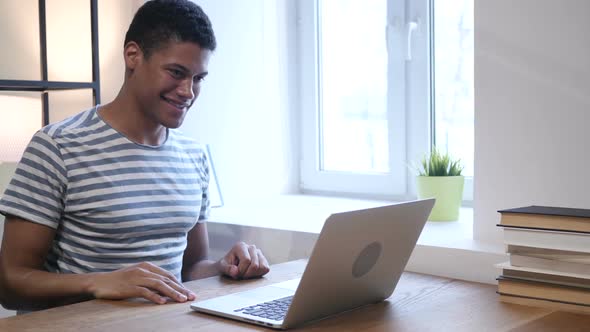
432;0;474;176
318;0;389;173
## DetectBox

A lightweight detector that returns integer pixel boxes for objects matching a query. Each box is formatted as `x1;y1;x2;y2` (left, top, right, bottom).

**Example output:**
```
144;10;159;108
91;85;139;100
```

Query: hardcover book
502;228;590;253
498;206;590;233
497;276;590;306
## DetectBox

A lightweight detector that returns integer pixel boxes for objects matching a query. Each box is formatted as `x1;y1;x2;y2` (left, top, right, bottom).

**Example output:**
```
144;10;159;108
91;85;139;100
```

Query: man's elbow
0;267;27;311
0;280;20;311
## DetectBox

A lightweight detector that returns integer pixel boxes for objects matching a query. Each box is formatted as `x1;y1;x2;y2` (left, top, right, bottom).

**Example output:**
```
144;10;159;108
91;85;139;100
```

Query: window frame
298;0;473;201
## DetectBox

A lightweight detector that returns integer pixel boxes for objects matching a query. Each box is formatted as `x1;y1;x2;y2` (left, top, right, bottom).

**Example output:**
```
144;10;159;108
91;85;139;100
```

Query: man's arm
0;216;196;311
181;222;270;282
181;221;220;280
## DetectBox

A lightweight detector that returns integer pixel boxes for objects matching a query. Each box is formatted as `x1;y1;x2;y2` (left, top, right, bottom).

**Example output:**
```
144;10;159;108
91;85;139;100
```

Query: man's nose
177;79;195;100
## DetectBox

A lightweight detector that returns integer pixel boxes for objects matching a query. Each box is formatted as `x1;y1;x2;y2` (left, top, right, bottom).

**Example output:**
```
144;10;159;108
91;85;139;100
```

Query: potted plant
414;148;464;221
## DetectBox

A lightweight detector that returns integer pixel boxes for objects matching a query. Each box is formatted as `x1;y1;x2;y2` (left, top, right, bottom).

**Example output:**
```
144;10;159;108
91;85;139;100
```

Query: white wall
474;0;590;244
180;0;300;206
0;0;140;317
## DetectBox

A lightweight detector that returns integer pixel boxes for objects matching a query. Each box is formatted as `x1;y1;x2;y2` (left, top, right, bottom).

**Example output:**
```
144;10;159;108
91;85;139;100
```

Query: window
299;0;473;200
432;0;474;199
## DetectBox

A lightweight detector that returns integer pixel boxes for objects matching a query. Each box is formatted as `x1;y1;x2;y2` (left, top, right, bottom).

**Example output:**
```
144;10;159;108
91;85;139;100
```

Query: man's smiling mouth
161;96;189;109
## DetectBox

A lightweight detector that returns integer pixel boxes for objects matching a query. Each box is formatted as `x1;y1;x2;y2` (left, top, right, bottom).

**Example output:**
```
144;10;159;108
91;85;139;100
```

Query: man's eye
194;76;206;83
168;69;183;78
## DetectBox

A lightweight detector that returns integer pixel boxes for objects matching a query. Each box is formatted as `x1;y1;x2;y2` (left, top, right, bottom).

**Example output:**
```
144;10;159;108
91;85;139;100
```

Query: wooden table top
1;259;589;332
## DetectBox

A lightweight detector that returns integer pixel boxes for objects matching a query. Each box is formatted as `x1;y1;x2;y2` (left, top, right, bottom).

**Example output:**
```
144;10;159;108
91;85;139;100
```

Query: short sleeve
0;130;67;229
198;148;211;221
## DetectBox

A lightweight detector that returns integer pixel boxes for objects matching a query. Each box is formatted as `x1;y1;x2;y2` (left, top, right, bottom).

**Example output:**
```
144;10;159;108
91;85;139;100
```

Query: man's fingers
137;263;195;299
243;246;260;278
140;277;188;302
245;249;270;279
236;245;252;276
258;251;270;276
136;270;190;302
135;286;166;305
227;265;239;279
221;243;270;279
91;263;198;303
219;257;239;279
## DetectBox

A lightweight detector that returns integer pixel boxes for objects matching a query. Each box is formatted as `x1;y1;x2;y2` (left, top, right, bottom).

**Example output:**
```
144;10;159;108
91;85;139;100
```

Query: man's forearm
183;259;221;281
0;266;94;311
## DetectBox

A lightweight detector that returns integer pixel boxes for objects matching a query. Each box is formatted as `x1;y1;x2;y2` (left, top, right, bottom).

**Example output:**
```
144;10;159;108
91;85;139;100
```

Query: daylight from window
433;0;474;176
317;0;474;177
318;0;389;174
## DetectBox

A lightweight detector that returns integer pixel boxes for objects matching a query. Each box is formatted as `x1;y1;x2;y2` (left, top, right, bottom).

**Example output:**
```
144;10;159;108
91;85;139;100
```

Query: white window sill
209;194;502;252
208;194;506;284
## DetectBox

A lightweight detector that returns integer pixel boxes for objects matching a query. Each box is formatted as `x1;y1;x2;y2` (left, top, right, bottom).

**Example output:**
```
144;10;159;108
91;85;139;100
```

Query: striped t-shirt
0;106;210;281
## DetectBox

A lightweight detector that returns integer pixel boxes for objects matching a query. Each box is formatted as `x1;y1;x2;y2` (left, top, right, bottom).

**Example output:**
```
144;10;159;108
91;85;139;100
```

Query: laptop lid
282;198;434;328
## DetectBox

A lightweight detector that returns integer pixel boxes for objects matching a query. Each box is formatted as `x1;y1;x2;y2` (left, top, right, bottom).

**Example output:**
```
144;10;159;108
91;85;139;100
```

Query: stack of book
496;205;590;313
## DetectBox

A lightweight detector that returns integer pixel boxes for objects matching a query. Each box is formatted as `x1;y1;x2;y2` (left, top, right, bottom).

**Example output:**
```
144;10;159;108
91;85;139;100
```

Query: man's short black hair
124;0;216;58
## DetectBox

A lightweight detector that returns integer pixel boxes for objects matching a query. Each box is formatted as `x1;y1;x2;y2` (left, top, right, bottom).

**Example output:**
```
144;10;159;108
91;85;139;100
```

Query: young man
0;0;269;312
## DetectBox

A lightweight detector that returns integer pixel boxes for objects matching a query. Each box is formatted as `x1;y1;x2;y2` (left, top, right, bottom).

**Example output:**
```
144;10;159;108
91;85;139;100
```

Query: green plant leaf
416;147;463;176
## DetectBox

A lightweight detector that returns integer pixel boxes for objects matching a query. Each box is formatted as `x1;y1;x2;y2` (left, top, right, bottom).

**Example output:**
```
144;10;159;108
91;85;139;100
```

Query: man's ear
123;41;143;71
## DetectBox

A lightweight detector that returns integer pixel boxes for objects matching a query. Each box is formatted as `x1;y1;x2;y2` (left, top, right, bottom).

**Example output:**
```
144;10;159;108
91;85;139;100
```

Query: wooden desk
1;259;589;331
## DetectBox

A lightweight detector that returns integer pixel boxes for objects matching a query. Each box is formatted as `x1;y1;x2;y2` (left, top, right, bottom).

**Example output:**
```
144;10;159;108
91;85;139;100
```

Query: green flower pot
416;176;464;221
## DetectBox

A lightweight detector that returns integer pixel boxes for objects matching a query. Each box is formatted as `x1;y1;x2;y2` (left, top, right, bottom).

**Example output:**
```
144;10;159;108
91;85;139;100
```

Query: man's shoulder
40;108;98;140
168;130;206;154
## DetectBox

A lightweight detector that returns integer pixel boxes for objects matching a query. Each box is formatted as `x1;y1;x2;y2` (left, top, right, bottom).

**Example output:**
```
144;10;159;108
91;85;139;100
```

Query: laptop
190;198;435;329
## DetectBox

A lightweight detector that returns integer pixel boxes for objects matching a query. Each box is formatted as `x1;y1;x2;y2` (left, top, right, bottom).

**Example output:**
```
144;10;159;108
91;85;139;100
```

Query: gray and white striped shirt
0;107;210;280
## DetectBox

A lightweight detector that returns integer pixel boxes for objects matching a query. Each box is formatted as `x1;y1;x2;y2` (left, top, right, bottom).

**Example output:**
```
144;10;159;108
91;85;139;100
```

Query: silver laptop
190;199;435;329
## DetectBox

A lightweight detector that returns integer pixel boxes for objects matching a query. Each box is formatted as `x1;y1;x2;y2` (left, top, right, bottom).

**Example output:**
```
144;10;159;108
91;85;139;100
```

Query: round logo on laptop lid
352;241;382;278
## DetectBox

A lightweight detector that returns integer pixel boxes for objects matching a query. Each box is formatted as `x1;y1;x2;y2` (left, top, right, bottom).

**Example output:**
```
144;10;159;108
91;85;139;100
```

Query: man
0;0;269;312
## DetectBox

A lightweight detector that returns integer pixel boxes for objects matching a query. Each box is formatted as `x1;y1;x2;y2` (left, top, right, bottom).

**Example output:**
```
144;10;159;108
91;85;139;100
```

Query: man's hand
87;262;196;305
217;242;270;279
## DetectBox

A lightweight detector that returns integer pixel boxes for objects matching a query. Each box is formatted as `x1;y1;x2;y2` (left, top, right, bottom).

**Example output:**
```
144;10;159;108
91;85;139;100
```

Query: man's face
131;41;211;129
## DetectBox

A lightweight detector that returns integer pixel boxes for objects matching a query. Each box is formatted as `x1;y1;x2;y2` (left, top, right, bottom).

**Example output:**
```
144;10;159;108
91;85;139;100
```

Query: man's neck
98;95;167;146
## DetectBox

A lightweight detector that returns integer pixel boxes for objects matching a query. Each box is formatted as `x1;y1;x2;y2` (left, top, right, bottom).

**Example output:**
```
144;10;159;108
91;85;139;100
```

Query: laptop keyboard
234;295;293;321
